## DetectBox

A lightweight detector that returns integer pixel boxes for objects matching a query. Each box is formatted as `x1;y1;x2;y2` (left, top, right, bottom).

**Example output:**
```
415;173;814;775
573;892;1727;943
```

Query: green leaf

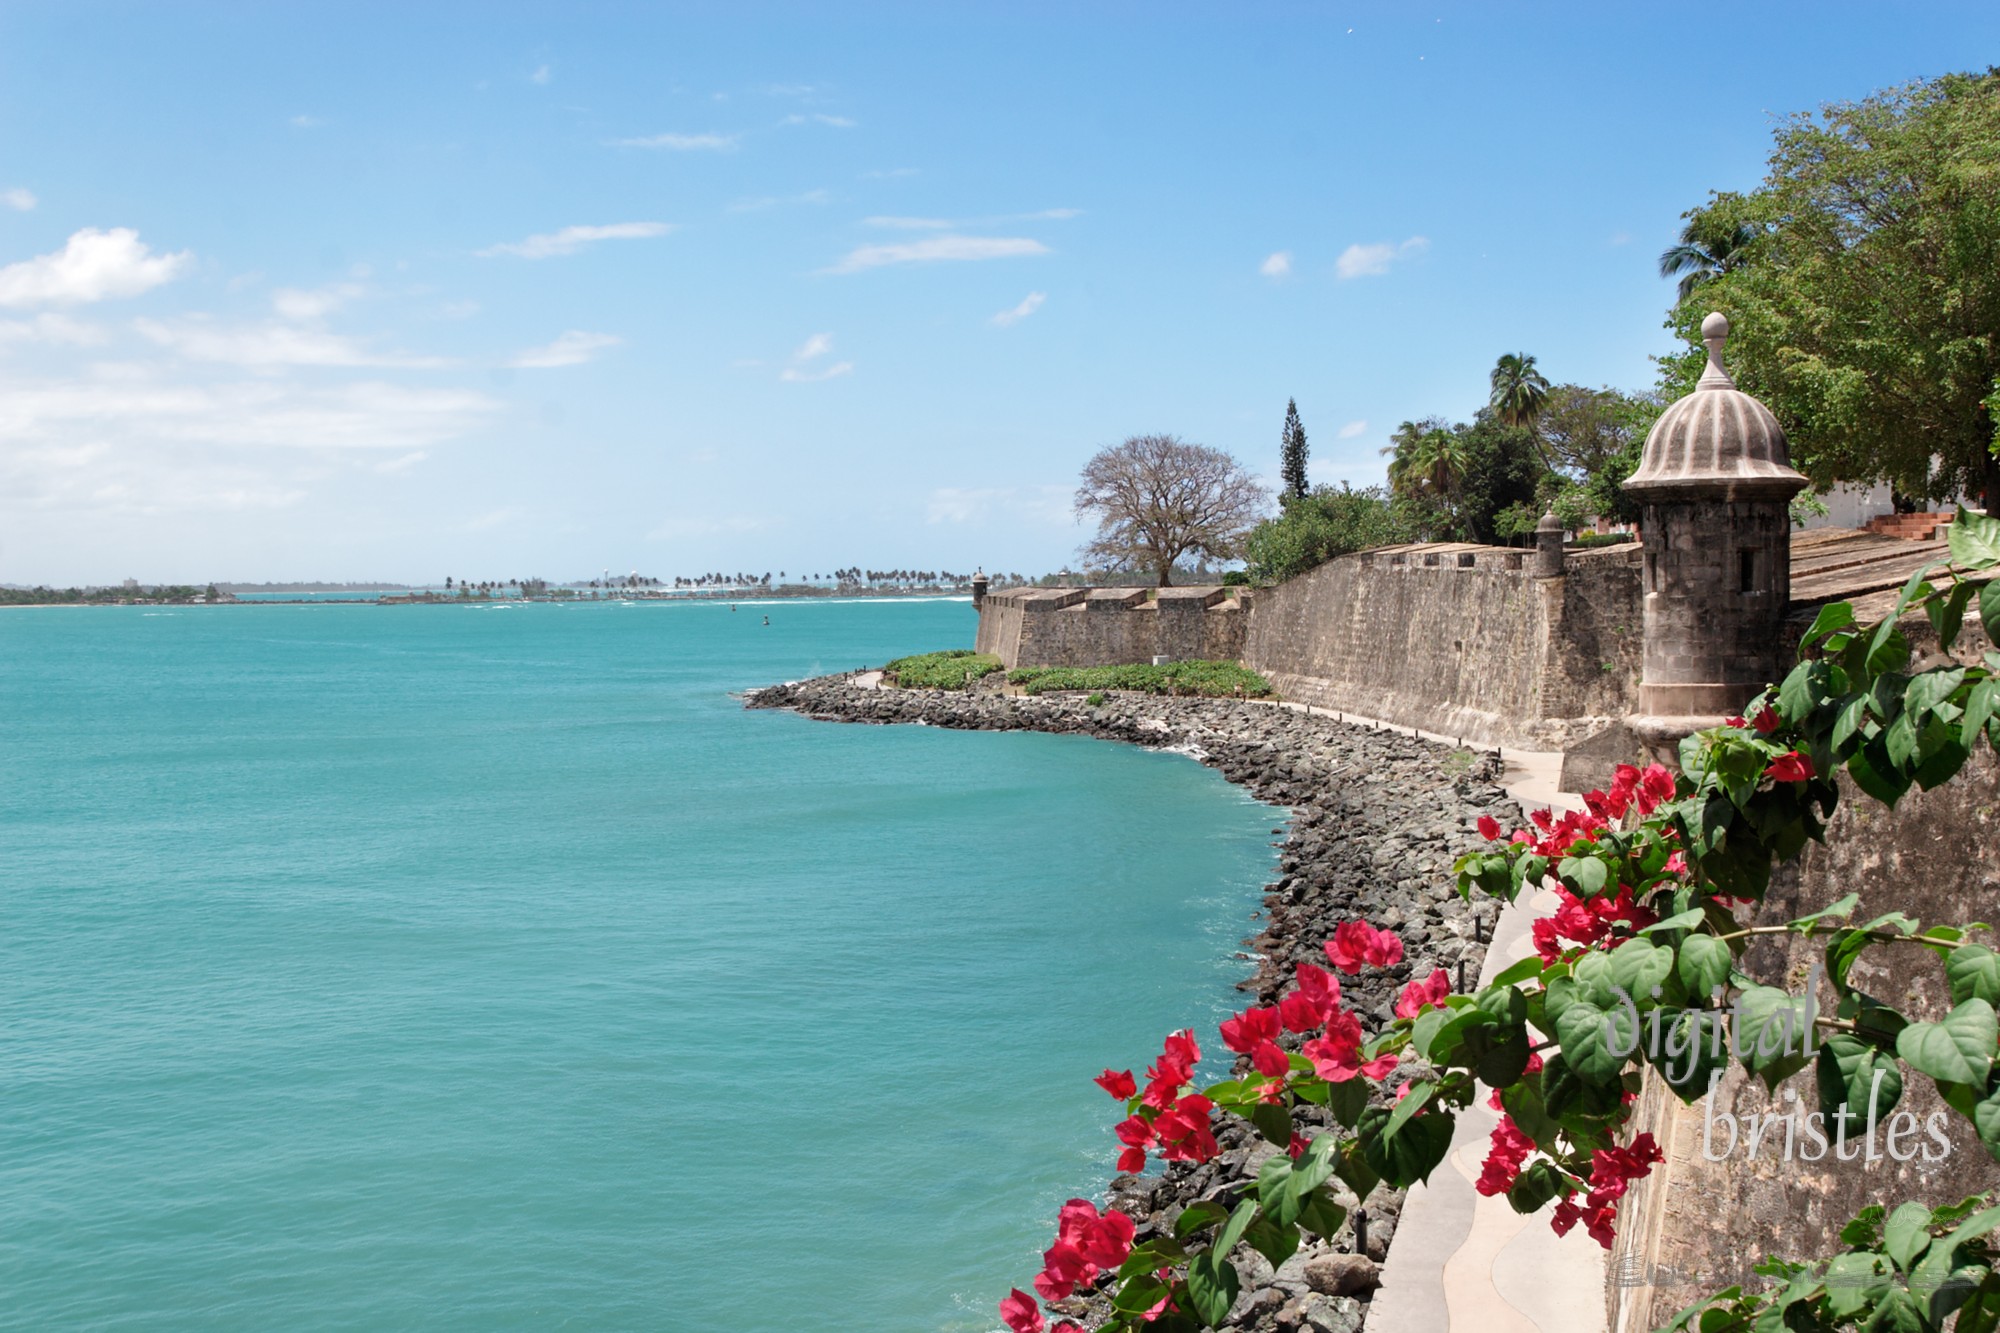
1967;679;1999;751
1984;579;2000;650
1173;1201;1229;1241
1250;1100;1293;1148
1641;909;1708;936
1679;935;1733;999
1384;1082;1434;1140
1357;1104;1454;1188
1506;1159;1565;1215
1324;1078;1369;1130
1255;1155;1299;1229
1816;1034;1903;1140
1215;1197;1258;1258
1111;1273;1172;1315
1469;1024;1533;1088
1802;600;1857;648
1295;1187;1346;1239
1554;999;1637;1085
1608;939;1677;1003
1243;1214;1301;1270
1653;1010;1731;1103
1951;946;2000;1007
1185;1252;1239;1326
1558;854;1608;898
1950;507;2000;569
1928;579;1980;650
1867;624;1912;678
1787;892;1860;933
1884;1200;1934;1271
1975;1081;2000;1165
1823;1251;1889;1318
1897;999;1997;1087
1735;986;1815;1088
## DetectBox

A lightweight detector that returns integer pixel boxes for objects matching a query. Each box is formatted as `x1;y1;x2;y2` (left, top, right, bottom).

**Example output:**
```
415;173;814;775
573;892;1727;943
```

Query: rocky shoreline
744;676;1523;1333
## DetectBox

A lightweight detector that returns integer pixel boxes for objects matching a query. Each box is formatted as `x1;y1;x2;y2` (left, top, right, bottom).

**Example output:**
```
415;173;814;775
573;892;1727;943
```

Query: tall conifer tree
1279;399;1309;500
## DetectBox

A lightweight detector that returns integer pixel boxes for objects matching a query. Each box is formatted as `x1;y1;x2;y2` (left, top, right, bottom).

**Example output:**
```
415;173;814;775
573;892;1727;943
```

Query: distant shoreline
0;588;981;609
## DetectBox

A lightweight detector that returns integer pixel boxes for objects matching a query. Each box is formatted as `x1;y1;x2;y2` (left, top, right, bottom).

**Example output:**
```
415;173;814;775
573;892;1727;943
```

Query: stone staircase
1861;510;1955;541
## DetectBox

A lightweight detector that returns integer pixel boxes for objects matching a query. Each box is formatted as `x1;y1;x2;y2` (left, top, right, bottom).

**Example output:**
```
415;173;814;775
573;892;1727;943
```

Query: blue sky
2;2;1996;585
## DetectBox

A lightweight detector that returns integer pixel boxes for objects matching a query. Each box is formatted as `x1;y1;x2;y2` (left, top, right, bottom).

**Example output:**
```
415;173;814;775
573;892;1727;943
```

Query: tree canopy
1279;399;1309;500
1242;484;1411;584
1660;69;2000;509
1074;434;1270;586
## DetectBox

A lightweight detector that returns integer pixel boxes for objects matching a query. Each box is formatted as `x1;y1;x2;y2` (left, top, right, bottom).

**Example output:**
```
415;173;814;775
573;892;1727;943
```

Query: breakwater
745;676;1522;1332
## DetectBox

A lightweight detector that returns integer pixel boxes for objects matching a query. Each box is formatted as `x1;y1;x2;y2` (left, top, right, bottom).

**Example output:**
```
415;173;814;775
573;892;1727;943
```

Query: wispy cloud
861;167;920;180
3;188;37;211
645;514;770;542
1335;236;1429;279
779;331;853;381
781;112;855;128
530;64;551;85
0;228;191;308
611;132;738;151
271;282;364;321
825;235;1048;274
1260;251;1292;278
133;317;454;368
862;215;951;230
289;114;326;129
925;484;1072;526
508;330;622;369
476;221;671;259
728;189;830;213
991;292;1045;327
461;507;523;532
1338;420;1367;439
375;450;428;474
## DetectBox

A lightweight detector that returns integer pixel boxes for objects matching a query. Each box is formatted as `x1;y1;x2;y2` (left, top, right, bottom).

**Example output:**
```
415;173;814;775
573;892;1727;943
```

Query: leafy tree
1279;399;1309;500
1449;415;1544;545
1488;353;1550;442
1535;384;1661;528
1660;69;2000;509
1242;483;1411;583
1074;434;1270;586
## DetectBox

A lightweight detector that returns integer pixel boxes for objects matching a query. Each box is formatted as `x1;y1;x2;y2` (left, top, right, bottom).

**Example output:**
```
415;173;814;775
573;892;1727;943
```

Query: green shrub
1005;660;1272;699
1085;692;1106;707
883;649;1004;690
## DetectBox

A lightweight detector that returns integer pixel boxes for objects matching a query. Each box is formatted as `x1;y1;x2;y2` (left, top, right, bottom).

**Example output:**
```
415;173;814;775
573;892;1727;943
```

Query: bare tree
1074;434;1269;586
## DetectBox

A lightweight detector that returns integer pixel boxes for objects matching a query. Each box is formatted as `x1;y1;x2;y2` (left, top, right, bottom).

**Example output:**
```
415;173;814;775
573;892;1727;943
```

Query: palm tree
1657;218;1759;302
1489;353;1550;433
1381;418;1469;539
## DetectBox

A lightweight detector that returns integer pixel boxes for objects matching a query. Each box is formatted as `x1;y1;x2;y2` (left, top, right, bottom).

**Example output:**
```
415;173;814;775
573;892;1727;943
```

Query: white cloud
1021;208;1082;220
0;228;191;308
862;215;951;230
1260;251;1292;278
781;113;855;128
925;484;1072;526
4;188;38;211
728;189;830;213
1334;236;1429;280
991;291;1045;326
289;114;326;129
612;132;738;151
1608;230;1632;247
1338;420;1367;439
825;235;1049;274
476;221;671;259
0;313;109;347
133;317;453;368
271;282;363;321
861;167;920;179
375;450;428;474
508;330;622;368
530;64;551;85
779;331;850;381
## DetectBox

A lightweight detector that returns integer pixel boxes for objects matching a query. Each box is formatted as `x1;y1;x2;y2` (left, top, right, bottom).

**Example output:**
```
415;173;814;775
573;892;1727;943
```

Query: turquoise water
0;599;1276;1331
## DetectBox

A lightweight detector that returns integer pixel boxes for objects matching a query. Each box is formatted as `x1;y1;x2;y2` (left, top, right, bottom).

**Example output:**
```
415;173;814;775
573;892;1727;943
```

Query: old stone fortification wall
975;586;1249;667
1610;747;2000;1331
1240;545;1644;747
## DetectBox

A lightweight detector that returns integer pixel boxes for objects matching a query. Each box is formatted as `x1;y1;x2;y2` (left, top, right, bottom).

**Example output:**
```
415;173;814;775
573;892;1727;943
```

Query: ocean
0;598;1278;1331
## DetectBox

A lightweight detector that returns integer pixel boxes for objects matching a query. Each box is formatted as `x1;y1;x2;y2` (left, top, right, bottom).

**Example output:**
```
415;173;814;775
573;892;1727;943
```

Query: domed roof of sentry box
1624;313;1807;499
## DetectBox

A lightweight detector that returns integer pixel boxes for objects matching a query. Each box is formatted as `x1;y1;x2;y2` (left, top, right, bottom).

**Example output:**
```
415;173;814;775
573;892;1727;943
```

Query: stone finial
1697;311;1737;390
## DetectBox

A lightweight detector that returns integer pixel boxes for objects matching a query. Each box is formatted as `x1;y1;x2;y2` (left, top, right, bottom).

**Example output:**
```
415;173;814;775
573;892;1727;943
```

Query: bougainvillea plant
998;508;2000;1333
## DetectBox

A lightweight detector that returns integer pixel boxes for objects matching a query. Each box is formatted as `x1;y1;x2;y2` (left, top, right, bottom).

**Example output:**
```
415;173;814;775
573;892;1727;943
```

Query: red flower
1114;1115;1155;1149
1663;850;1688;875
1154;1093;1220;1163
1094;1069;1136;1100
1036;1242;1087;1300
1295;961;1341;1014
1078;1209;1135;1269
1116;1146;1147;1174
1765;751;1814;783
1638;764;1676;812
1251;1039;1290;1078
1000;1289;1045;1333
1220;1005;1281;1054
1394;967;1452;1019
1751;704;1780;734
1477;814;1501;840
1531;917;1565;965
1474;1116;1535;1197
1279;990;1325;1033
1325;920;1404;974
1288;1133;1309;1159
1302;1009;1397;1082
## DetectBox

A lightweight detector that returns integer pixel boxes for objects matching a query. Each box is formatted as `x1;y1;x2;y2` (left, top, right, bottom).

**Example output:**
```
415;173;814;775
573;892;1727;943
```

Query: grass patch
882;649;1004;690
1006;660;1273;698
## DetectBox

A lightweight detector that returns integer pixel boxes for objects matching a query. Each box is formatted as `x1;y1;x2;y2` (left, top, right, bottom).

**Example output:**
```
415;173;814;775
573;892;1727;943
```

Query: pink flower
1638;764;1676;812
1394;967;1451;1020
1000;1289;1045;1333
1094;1069;1136;1100
1279;990;1325;1033
1154;1094;1219;1163
1664;850;1688;875
1116;1146;1146;1174
1295;961;1341;1015
1325;920;1404;974
1251;1040;1290;1078
1114;1115;1154;1149
1765;751;1814;783
1474;1115;1535;1197
1220;1006;1281;1054
1302;1009;1398;1082
1078;1209;1135;1269
1477;814;1501;840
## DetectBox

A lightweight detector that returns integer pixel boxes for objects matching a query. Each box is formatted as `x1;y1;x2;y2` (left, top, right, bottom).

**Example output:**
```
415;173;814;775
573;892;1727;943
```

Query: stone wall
1610;747;2000;1331
1240;545;1644;748
975;586;1249;667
